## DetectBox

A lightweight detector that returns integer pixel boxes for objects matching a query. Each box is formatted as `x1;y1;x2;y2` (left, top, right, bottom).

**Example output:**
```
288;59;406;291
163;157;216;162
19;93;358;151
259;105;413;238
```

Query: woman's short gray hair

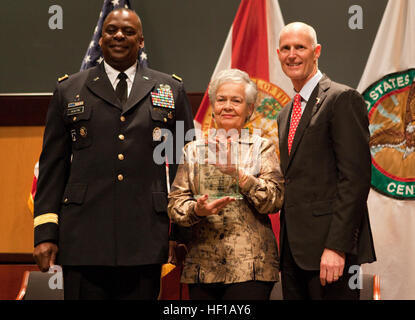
208;69;257;105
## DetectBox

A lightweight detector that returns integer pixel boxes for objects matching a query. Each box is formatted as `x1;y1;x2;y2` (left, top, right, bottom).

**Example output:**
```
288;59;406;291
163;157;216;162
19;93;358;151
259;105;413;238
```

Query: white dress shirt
103;60;137;98
296;70;323;115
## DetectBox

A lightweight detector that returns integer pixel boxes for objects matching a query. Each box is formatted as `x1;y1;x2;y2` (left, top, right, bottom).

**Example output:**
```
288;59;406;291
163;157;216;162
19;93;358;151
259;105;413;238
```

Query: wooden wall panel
0;126;44;253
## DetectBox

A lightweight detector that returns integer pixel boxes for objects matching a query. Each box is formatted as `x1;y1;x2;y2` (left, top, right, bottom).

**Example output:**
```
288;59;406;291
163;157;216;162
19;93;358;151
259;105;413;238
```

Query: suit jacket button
117;174;124;181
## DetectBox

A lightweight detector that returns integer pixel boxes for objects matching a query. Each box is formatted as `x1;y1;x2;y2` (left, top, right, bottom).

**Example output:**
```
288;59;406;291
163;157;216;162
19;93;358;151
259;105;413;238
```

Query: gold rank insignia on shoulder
172;74;182;82
58;74;69;82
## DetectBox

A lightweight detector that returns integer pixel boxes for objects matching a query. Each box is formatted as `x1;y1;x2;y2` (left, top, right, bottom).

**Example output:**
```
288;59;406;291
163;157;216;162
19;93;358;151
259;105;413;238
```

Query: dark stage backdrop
0;0;387;94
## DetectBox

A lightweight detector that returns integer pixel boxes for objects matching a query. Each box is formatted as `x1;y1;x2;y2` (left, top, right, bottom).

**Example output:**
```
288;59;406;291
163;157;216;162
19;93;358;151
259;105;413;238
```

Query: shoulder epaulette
172;74;182;82
58;74;69;83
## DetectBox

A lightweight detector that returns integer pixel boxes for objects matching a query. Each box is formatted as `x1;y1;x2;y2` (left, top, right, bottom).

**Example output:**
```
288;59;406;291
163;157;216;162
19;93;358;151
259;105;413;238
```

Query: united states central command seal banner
362;69;415;200
358;0;415;300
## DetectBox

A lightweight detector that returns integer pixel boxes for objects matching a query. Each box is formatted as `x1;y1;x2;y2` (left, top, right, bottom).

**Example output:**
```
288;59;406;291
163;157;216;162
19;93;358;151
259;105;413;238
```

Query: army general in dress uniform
33;8;194;300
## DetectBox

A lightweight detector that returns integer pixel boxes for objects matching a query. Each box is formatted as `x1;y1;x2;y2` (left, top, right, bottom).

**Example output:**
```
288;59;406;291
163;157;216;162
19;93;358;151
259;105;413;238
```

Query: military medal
151;84;175;109
79;127;87;138
70;129;77;142
68;101;84;108
153;127;162;141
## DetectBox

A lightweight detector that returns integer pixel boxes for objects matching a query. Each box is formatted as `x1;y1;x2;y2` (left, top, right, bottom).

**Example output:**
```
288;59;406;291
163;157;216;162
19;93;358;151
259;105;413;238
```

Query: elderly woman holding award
168;68;284;300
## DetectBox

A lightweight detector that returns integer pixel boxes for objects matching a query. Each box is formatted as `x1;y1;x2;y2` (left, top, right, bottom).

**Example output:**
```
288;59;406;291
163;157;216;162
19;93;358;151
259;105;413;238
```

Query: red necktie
287;93;302;154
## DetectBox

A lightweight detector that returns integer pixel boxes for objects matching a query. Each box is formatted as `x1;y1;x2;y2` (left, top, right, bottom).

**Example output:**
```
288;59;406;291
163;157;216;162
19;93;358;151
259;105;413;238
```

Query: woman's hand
205;136;249;188
211;136;238;177
194;194;235;216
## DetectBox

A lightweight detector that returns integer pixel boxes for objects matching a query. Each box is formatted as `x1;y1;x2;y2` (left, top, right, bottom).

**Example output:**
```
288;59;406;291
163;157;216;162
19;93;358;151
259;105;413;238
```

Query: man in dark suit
276;22;376;299
33;8;194;299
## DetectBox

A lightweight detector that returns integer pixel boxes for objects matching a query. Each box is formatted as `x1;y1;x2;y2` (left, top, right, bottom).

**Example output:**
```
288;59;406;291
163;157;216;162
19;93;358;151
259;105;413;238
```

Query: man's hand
33;242;58;272
320;248;345;286
195;194;235;217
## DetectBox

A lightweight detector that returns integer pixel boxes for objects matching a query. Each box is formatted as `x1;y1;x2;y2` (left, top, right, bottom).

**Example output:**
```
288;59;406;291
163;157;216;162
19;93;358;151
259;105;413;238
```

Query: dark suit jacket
34;63;194;266
277;74;376;271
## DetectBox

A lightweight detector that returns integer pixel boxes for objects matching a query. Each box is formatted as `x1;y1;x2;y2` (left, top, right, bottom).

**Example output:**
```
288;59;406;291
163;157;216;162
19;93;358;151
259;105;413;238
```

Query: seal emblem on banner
247;78;290;158
362;69;415;200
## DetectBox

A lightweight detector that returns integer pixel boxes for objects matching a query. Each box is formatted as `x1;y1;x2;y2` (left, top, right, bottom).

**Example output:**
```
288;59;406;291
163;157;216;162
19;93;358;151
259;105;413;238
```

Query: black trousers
62;265;161;300
280;230;360;300
188;281;275;300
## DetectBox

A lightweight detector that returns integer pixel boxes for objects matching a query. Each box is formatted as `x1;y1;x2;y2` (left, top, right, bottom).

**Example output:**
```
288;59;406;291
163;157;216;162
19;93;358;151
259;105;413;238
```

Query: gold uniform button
120;116;126;122
117;174;124;181
118;134;125;141
72;116;77;121
64;198;69;203
118;154;124;161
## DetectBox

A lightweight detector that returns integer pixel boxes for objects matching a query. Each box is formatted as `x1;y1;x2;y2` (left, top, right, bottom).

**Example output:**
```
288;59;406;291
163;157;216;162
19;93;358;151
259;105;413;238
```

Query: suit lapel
86;63;122;110
286;75;332;166
278;101;292;174
310;75;330;118
122;65;156;115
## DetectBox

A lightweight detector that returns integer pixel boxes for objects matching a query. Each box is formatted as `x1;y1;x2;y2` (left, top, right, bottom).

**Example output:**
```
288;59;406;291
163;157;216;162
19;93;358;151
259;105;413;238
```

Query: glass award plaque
195;141;243;200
